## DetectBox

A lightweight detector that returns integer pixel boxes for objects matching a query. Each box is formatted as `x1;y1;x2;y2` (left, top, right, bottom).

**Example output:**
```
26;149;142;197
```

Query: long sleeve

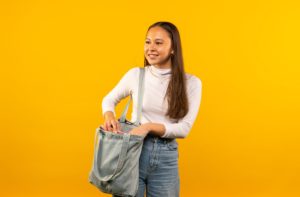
101;65;202;139
101;67;138;117
161;76;202;138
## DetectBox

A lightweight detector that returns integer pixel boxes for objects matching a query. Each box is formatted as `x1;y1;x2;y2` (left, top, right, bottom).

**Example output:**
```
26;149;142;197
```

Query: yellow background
1;0;299;196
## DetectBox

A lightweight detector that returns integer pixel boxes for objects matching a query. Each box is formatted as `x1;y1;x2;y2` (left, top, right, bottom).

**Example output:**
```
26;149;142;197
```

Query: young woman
101;21;202;197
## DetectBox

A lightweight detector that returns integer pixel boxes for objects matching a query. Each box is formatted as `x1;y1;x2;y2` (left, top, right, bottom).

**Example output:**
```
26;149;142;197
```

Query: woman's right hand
101;111;122;133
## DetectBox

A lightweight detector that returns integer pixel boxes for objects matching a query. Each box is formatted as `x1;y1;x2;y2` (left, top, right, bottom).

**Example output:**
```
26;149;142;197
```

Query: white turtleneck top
102;65;202;138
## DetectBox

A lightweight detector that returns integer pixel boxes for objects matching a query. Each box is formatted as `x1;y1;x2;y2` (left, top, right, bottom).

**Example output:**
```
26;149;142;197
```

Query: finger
129;129;137;135
117;130;124;134
102;123;107;131
105;122;112;131
111;120;118;132
104;122;108;131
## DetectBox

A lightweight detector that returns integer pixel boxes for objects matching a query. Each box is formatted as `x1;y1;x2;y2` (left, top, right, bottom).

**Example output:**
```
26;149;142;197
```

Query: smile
148;54;158;58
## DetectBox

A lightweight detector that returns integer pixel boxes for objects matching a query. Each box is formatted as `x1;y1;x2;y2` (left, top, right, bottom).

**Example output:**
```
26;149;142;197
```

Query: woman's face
144;26;174;68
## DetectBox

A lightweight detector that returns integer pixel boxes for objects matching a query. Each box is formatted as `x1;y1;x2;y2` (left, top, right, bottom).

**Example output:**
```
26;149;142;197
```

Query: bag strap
118;95;132;123
110;133;130;179
92;129;130;182
119;67;145;125
135;67;145;125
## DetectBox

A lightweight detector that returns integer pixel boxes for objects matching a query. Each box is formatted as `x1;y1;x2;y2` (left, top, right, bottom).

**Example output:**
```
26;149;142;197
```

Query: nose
148;43;156;51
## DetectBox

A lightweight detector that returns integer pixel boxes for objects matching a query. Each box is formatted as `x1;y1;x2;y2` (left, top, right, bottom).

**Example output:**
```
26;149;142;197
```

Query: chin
147;59;159;65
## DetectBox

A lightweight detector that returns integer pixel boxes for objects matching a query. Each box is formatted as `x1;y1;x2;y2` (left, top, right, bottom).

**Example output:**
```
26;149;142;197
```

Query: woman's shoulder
126;66;141;73
122;66;143;77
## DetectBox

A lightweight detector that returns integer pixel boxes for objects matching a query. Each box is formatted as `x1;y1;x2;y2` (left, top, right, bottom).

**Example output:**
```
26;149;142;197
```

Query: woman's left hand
129;124;150;136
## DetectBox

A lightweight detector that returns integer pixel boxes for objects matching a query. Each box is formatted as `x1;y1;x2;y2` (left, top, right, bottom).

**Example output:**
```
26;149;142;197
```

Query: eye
145;41;150;44
156;42;162;45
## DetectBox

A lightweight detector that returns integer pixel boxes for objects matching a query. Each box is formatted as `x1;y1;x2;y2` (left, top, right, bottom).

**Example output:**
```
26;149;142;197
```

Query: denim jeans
113;134;180;197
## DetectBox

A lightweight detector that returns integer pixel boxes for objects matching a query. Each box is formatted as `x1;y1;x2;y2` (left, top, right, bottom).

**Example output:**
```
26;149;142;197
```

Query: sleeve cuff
161;123;171;138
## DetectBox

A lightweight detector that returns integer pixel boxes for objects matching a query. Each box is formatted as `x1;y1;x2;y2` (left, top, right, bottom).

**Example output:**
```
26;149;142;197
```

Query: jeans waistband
145;133;175;144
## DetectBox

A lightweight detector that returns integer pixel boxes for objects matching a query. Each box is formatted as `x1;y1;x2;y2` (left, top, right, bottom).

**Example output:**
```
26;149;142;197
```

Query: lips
148;54;158;58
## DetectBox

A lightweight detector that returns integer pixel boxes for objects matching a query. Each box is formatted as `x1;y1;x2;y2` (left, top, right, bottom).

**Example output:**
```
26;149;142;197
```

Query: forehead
146;26;170;40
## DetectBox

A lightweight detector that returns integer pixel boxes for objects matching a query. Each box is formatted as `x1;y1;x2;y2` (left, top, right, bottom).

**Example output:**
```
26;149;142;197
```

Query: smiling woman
144;27;174;69
101;21;202;197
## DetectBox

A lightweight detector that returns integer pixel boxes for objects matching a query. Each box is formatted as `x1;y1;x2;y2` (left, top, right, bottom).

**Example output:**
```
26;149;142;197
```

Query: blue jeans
113;134;180;197
135;134;180;197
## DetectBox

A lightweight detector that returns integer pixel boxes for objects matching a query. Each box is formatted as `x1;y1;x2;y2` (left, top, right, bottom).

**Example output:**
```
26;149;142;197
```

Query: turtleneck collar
149;64;172;75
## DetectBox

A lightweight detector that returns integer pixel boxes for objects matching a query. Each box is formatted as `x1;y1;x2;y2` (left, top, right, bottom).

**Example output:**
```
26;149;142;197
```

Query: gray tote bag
88;67;145;196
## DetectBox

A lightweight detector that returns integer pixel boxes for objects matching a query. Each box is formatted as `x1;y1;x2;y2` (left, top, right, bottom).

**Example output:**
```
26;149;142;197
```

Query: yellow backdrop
1;0;299;196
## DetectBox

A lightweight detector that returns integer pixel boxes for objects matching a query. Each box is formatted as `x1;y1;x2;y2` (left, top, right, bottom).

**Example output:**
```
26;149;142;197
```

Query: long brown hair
144;21;188;121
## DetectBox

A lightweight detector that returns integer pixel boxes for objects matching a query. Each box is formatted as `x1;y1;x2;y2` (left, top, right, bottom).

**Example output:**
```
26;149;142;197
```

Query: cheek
158;47;170;55
144;46;148;53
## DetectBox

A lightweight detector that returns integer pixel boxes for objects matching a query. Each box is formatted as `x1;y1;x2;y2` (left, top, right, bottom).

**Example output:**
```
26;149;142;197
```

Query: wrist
141;123;151;132
104;111;115;119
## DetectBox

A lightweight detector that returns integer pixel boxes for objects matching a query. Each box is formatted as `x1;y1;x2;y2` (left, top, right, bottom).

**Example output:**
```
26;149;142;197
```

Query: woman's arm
128;122;165;137
129;76;202;139
161;76;202;138
101;67;139;133
102;67;139;117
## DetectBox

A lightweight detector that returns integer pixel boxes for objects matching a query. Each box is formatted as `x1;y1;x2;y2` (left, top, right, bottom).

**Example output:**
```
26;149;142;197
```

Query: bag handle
92;129;130;182
119;67;145;126
135;67;145;125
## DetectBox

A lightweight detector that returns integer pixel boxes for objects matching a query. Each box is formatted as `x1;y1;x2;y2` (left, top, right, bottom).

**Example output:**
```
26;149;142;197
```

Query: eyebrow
146;38;164;41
